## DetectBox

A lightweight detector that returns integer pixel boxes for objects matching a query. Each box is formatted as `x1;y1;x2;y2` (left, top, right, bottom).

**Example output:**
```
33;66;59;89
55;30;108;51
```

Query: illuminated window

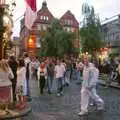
28;38;34;48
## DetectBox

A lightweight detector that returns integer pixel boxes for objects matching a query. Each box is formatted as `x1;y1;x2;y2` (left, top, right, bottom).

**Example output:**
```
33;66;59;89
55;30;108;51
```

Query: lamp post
0;0;16;60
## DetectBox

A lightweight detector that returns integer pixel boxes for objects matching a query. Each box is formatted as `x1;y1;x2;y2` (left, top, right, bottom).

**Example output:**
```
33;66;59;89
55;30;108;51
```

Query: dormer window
46;16;48;21
40;16;43;20
44;16;46;20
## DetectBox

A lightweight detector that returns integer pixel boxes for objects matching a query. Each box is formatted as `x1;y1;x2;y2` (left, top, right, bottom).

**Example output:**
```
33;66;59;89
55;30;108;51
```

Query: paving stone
11;78;120;120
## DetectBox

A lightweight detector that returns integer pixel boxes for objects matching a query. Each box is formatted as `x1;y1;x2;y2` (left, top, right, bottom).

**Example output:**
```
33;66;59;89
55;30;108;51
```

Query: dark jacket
8;59;18;82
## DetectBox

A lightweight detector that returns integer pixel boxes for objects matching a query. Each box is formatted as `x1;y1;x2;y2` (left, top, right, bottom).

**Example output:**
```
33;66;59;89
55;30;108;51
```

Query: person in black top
102;60;111;88
8;55;18;102
46;59;54;94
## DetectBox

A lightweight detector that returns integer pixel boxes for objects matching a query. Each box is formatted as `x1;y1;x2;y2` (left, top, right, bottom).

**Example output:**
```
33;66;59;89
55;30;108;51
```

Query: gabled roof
34;1;54;24
60;10;79;28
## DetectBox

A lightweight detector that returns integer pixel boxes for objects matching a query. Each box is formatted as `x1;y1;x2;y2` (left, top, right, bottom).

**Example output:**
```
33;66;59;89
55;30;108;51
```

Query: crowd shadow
78;110;105;120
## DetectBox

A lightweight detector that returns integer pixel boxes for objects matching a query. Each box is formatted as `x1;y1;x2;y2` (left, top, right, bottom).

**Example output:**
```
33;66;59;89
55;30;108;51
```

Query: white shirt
24;57;31;67
37;67;47;80
82;63;99;88
55;64;65;79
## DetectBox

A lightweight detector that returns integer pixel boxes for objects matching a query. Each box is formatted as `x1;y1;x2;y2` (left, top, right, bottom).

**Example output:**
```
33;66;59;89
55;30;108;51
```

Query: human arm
37;67;40;80
8;67;14;79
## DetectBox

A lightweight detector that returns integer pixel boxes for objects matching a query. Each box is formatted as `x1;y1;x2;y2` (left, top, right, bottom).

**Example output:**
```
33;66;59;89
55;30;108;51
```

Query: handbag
8;67;14;79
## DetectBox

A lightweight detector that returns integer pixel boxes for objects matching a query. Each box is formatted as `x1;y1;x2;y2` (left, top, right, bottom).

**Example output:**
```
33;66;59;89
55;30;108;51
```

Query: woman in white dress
17;59;27;103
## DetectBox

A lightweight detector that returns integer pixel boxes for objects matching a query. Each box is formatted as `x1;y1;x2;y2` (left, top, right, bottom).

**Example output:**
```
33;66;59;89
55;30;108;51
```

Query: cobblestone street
12;78;120;120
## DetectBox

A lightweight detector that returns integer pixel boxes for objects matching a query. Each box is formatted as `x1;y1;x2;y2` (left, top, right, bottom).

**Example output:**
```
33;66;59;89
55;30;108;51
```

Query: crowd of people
0;53;120;115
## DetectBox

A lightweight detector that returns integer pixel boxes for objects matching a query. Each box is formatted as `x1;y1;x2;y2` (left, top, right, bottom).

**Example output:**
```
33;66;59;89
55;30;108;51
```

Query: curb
0;103;31;120
99;80;120;89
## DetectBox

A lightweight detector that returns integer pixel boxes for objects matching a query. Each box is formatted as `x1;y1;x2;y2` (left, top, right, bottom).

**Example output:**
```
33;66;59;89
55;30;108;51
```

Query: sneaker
48;90;52;94
89;102;96;106
57;93;61;97
78;111;88;116
97;103;104;111
90;103;94;106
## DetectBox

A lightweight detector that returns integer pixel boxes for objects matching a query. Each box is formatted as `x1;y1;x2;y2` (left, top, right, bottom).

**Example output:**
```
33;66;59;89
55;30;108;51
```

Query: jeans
39;76;45;94
47;76;53;92
76;70;81;83
65;70;71;84
56;77;63;93
81;86;104;112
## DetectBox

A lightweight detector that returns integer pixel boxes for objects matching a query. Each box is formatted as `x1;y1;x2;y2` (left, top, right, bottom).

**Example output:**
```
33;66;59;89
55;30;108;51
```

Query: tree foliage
80;3;104;56
40;19;74;57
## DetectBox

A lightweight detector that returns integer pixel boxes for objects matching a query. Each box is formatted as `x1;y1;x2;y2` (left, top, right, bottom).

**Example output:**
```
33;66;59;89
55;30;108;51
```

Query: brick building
20;1;79;56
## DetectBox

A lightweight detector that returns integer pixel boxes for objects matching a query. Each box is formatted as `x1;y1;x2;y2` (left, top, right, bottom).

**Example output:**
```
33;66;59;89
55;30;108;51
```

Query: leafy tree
40;18;74;57
80;3;104;57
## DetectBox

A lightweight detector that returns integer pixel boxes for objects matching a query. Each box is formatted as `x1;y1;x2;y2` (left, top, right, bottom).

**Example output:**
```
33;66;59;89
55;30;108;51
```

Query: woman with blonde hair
0;59;14;81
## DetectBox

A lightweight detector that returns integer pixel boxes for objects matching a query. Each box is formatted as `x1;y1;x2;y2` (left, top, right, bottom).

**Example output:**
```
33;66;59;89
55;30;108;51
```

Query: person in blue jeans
55;59;65;96
46;61;55;94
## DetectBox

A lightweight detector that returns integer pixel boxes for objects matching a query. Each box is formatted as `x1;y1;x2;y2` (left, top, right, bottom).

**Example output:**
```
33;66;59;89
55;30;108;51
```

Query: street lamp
0;0;16;59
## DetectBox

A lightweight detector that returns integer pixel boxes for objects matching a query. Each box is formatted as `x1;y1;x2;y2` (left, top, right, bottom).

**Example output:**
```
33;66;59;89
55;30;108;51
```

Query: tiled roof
60;10;79;28
34;4;54;25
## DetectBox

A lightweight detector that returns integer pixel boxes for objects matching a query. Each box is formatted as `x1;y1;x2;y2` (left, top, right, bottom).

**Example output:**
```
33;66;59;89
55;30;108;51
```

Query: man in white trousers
78;58;104;116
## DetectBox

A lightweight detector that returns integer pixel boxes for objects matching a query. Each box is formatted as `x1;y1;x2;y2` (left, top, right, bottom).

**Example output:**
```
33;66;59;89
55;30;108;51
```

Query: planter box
0;80;12;103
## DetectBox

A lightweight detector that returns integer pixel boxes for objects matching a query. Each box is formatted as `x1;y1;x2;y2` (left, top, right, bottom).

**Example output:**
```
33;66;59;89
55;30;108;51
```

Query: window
67;20;72;25
37;24;41;30
71;28;75;32
46;16;49;21
43;25;47;31
65;20;67;24
116;35;119;41
44;16;46;20
70;20;72;25
40;16;43;20
36;37;41;48
68;20;70;25
67;27;70;32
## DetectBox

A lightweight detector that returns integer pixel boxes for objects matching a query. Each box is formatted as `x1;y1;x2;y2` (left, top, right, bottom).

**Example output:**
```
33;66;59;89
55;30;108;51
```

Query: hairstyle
24;53;28;58
9;55;16;61
19;59;25;67
91;59;99;68
0;59;9;72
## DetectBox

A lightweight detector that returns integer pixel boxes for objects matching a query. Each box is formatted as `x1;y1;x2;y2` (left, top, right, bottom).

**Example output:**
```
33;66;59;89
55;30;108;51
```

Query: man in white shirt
78;58;104;116
55;59;65;96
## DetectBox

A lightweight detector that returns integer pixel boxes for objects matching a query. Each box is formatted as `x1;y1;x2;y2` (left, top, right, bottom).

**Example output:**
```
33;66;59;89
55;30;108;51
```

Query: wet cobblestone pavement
11;78;120;120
